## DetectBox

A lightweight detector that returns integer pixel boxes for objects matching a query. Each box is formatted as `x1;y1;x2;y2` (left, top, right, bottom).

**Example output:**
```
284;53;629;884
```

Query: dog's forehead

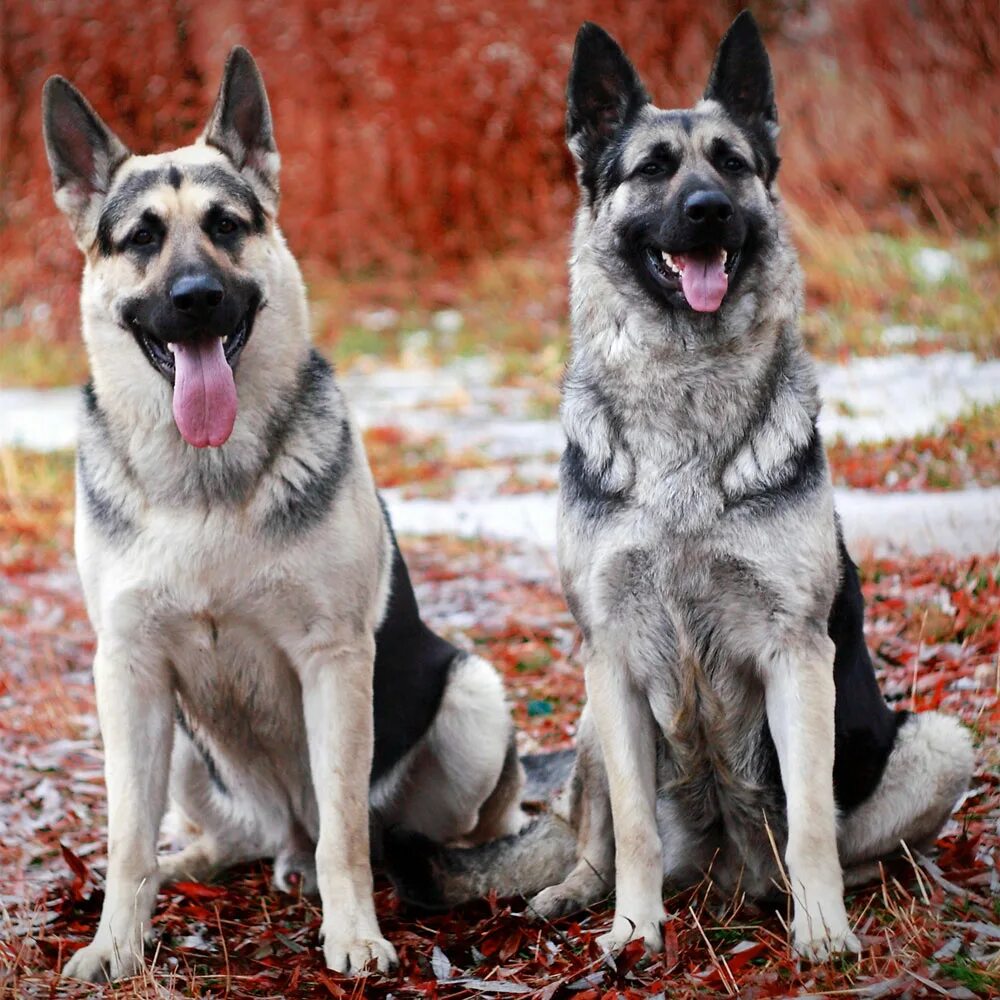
620;104;754;172
108;145;252;220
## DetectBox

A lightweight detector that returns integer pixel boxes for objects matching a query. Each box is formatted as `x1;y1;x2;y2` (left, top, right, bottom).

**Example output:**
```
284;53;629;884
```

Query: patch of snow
879;324;922;347
385;489;557;549
913;247;958;284
836;486;1000;557
384;487;1000;557
356;307;398;331
432;309;464;335
0;387;79;451
817;352;1000;444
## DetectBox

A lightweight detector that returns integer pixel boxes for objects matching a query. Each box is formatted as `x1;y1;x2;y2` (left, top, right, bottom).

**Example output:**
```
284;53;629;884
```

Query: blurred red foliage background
1;0;997;336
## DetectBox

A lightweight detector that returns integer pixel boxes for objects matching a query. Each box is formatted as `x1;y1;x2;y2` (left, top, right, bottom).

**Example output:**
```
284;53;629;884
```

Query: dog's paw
321;930;398;976
597;911;664;957
62;940;141;983
529;883;588;920
792;907;861;962
273;850;318;895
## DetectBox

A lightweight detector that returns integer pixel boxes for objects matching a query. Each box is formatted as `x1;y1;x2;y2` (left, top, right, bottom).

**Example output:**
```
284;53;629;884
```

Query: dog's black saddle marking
371;498;457;782
829;530;908;812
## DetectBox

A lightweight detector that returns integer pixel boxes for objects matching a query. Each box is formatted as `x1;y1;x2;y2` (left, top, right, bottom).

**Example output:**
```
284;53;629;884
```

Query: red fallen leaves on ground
1;534;997;997
59;844;90;903
827;407;1000;492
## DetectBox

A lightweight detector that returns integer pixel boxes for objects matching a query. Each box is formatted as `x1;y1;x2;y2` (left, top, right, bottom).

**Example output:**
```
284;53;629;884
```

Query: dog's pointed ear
42;77;130;246
704;11;777;126
567;22;648;166
202;47;279;203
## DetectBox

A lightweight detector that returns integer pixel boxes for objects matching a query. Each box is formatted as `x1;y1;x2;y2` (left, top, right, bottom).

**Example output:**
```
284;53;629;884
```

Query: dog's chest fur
75;354;387;780
559;285;837;852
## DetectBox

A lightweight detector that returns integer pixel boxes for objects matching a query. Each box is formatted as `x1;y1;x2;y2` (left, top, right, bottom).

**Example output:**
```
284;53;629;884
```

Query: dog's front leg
586;649;665;956
299;634;397;976
62;640;173;982
764;635;861;961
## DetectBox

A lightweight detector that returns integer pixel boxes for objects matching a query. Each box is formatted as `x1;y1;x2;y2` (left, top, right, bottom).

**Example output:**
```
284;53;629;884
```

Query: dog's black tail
385;749;578;909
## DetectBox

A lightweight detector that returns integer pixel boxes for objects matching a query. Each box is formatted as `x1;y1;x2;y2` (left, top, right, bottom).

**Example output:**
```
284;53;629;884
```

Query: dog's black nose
684;190;734;224
170;274;224;319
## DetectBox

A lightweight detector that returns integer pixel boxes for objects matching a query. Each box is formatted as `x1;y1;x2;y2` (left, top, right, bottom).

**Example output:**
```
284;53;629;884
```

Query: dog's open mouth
644;245;741;313
129;304;257;449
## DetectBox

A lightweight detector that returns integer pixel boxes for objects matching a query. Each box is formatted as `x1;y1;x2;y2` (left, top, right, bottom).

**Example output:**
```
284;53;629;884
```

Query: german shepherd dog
386;13;973;963
42;49;527;981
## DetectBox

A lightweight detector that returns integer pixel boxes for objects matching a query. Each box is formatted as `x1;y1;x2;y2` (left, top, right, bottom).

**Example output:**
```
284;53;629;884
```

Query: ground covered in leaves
1;454;998;999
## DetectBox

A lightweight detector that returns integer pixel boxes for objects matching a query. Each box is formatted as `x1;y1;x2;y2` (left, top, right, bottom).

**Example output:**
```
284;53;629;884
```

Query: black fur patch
382;827;448;909
77;382;135;542
727;419;825;514
828;530;907;812
175;704;229;795
371;497;457;781
262;414;353;538
258;352;329;474
561;379;632;518
560;441;631;519
187;165;266;232
77;451;134;543
96;168;171;255
261;353;354;538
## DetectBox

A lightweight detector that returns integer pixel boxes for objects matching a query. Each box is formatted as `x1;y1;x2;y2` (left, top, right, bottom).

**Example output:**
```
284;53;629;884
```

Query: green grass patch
936;952;1000;993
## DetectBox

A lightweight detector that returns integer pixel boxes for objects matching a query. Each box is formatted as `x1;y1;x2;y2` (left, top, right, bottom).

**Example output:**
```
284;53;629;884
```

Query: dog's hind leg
159;722;301;889
838;711;973;871
381;654;527;844
828;541;974;876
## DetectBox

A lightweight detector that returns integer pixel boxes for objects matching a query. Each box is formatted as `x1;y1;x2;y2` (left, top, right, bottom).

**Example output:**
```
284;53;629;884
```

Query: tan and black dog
42;48;527;982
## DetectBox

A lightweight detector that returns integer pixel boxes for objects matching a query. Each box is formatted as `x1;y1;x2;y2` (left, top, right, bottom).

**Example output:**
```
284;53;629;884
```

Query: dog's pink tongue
171;337;237;448
677;251;728;312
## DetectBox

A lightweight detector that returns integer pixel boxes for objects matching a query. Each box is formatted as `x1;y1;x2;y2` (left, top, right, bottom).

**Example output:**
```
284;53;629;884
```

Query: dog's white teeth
223;335;230;345
721;249;728;266
167;343;176;354
660;251;682;275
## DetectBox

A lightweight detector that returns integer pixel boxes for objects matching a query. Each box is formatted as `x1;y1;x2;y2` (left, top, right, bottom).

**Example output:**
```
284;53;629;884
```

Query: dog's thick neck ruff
560;14;810;534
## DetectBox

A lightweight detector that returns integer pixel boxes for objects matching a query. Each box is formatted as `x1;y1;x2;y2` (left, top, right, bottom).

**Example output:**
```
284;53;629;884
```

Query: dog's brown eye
216;217;238;235
639;162;665;178
723;156;747;174
131;228;154;246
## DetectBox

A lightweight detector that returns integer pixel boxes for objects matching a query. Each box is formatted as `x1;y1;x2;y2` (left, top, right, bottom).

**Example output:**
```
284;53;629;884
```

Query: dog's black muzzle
657;180;748;257
626;181;750;308
121;268;261;382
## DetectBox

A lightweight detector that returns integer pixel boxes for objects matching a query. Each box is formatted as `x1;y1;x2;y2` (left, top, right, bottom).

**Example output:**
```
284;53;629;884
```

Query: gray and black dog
42;48;527;982
387;12;973;963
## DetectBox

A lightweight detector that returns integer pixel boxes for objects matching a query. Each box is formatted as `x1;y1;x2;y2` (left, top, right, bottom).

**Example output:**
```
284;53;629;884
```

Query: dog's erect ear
202;47;279;202
567;22;648;166
704;11;777;126
42;77;130;246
